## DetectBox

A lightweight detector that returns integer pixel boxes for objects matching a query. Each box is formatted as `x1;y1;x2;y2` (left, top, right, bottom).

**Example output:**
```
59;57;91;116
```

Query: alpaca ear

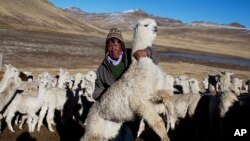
133;24;139;30
4;64;8;68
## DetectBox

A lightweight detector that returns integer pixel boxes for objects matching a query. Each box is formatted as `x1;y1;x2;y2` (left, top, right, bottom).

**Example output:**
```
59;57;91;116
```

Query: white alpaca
15;72;55;128
37;87;67;132
81;18;172;141
73;70;97;122
37;69;72;132
216;72;242;117
3;77;49;132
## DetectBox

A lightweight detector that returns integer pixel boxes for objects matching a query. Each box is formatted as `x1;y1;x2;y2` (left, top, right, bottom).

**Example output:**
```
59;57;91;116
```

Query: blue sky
50;0;250;28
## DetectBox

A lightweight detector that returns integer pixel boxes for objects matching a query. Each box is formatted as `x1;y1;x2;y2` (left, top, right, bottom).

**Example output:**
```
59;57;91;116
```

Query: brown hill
0;0;105;36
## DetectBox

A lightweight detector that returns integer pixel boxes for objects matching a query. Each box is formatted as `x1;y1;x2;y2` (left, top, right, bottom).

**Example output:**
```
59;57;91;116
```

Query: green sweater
107;59;125;80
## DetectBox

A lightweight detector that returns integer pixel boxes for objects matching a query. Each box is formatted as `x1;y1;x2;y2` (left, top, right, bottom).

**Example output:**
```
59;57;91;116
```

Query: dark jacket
93;47;160;100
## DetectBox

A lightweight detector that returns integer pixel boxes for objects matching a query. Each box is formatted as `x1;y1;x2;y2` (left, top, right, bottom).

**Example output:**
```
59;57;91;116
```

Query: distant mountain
226;22;246;28
190;21;246;29
64;7;87;15
64;7;183;31
0;0;105;36
65;7;249;31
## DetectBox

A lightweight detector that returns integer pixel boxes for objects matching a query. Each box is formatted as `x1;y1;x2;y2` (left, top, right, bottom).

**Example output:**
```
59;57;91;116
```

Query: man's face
107;38;123;60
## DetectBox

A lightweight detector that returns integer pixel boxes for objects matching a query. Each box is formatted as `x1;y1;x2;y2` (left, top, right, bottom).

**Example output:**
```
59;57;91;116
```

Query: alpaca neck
57;76;66;88
57;80;64;88
0;78;18;111
0;73;12;93
37;84;46;99
131;41;152;63
132;36;152;54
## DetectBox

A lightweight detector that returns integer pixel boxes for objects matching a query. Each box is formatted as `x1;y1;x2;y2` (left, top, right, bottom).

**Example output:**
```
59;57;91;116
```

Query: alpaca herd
0;66;97;134
0;18;250;141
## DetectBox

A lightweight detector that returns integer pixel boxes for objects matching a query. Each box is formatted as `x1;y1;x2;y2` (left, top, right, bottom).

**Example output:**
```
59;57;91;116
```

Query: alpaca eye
144;24;148;27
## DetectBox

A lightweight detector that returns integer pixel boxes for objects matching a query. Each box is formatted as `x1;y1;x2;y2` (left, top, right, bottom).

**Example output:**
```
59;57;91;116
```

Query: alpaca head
4;64;19;79
39;77;50;89
73;73;84;89
132;18;157;53
188;78;200;94
58;68;70;88
84;70;97;83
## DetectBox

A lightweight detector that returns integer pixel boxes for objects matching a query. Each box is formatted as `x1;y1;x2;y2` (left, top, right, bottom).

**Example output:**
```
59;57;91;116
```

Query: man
93;28;159;100
93;28;159;140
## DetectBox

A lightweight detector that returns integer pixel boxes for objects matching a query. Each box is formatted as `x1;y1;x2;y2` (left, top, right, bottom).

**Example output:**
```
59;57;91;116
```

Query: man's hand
133;50;148;60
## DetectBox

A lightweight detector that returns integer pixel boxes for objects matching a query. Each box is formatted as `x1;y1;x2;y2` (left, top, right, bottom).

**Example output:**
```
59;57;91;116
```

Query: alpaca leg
47;108;55;132
73;97;83;121
27;117;33;132
19;115;28;129
37;106;48;131
158;90;177;130
153;103;170;132
6;113;15;132
137;119;145;137
0;113;2;133
77;98;83;118
132;100;169;141
14;114;19;125
31;115;38;132
164;100;177;130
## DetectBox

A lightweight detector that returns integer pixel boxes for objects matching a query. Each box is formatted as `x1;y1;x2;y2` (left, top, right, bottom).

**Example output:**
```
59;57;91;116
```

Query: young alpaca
37;70;72;132
81;18;172;141
16;72;56;129
73;70;97;122
3;77;49;132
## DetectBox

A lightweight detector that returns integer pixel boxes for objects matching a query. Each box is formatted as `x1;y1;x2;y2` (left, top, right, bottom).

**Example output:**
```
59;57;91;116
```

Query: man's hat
105;28;125;53
106;28;123;42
